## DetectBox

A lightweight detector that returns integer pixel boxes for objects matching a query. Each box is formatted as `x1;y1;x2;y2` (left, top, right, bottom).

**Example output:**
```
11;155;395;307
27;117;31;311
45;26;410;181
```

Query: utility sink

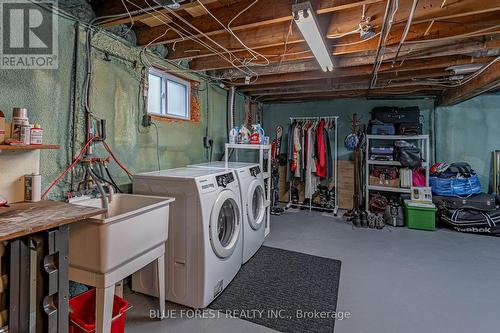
69;194;174;274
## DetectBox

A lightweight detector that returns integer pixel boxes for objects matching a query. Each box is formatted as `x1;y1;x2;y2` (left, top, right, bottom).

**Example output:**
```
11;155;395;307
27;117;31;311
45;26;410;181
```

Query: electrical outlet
142;114;152;127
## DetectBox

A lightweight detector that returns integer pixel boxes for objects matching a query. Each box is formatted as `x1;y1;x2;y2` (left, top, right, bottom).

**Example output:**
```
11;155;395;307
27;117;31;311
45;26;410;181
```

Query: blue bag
430;162;481;197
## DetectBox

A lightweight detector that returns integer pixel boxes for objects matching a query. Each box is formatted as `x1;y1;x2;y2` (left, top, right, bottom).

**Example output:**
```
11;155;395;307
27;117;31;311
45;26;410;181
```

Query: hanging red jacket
315;119;327;178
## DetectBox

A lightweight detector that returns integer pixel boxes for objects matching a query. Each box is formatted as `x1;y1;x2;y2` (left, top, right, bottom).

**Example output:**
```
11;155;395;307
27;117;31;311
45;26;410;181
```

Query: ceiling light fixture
359;5;375;40
156;0;182;9
292;1;333;72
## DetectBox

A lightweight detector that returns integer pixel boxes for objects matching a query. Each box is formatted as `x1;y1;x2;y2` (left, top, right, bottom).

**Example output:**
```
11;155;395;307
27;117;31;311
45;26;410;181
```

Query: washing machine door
210;190;241;258
247;180;266;230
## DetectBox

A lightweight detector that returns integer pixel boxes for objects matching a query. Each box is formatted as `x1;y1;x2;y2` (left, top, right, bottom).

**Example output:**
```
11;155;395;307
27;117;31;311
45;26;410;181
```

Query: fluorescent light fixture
292;2;334;72
446;64;484;75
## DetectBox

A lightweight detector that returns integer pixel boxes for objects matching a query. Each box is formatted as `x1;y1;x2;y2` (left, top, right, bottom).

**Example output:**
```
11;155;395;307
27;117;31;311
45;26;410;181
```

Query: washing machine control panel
216;173;235;188
250;166;261;177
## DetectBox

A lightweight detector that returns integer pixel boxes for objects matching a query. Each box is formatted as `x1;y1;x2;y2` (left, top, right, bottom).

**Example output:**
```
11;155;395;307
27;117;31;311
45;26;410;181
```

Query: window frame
147;68;191;120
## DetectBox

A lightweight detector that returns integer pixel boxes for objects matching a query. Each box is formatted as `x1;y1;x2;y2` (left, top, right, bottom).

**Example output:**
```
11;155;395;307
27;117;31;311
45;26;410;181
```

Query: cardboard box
369;176;400;188
0;111;5;144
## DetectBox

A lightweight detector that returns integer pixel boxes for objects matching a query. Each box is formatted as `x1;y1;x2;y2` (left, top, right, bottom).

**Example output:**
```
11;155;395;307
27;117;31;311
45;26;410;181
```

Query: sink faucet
85;165;109;217
106;184;114;203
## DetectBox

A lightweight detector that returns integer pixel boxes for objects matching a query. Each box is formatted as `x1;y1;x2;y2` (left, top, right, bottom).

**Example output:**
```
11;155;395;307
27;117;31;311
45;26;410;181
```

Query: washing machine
131;167;242;308
189;162;267;263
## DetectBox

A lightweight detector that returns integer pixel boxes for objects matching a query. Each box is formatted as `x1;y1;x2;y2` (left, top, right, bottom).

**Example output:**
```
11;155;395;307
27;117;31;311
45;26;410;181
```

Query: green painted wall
436;94;500;191
0;14;240;199
262;98;435;160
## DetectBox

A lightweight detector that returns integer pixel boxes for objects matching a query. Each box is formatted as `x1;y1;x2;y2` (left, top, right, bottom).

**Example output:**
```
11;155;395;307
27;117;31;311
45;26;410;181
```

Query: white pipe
392;0;419;66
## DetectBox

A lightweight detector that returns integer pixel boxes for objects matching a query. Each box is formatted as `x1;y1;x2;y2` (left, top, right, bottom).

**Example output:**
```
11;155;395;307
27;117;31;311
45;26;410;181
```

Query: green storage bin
405;204;436;231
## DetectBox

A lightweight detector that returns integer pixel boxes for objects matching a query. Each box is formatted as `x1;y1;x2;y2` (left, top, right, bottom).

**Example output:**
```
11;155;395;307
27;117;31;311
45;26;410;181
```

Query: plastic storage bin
69;288;129;333
405;204;436;231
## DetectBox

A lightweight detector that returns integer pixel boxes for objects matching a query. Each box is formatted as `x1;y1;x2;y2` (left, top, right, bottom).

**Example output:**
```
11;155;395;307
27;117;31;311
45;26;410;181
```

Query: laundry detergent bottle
229;126;239;144
238;125;251;144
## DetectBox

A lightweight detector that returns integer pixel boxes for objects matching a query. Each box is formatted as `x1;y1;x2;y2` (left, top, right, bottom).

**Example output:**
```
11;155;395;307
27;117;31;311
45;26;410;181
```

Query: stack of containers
10;108;43;145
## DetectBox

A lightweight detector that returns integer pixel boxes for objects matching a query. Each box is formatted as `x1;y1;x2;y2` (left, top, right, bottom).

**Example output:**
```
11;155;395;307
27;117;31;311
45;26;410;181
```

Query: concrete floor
126;210;500;333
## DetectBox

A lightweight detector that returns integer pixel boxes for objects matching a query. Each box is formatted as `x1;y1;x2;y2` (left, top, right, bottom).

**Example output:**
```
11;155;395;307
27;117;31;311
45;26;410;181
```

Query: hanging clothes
315;119;327;179
291;123;302;178
287;118;335;194
305;122;320;199
286;121;295;183
324;128;333;181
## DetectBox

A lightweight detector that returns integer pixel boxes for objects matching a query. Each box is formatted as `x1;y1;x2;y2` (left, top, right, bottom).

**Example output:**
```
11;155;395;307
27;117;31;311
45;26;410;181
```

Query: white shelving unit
365;134;430;211
225;143;272;237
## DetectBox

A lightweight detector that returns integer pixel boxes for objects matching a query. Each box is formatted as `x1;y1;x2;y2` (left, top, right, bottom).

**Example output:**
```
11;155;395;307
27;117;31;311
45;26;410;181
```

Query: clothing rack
286;116;339;216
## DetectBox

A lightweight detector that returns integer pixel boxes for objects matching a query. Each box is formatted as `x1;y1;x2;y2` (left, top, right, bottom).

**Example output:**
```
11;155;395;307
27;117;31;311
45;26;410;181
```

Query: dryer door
247;180;266;231
210;190;241;258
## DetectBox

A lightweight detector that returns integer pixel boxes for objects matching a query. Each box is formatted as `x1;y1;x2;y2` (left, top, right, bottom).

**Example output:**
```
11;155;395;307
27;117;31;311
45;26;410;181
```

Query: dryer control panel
250;166;261;177
216;172;235;188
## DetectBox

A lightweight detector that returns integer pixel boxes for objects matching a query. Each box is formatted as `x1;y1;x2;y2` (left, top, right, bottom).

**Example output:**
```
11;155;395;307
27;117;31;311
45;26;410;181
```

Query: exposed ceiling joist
238;69;457;93
210;38;499;80
229;54;491;86
196;35;500;72
91;0;500;102
258;88;441;102
133;0;382;44
158;2;500;62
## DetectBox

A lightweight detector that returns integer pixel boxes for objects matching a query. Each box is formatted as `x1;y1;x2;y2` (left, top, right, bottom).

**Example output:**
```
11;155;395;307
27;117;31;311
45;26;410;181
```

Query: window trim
148;68;191;120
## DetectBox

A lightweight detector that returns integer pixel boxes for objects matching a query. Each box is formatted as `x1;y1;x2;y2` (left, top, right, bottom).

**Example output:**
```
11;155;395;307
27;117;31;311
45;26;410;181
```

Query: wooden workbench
0;201;105;241
0;200;105;333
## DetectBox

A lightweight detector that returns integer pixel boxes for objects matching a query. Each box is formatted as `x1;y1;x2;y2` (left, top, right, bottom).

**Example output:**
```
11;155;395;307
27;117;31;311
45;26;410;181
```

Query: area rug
209;246;342;332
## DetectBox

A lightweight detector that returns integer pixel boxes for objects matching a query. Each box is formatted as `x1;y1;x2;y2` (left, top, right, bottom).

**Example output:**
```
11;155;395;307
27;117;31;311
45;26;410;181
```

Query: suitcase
372;106;420;124
370;147;394;155
370;154;394;161
368;123;395;135
433;193;497;211
397;123;422;135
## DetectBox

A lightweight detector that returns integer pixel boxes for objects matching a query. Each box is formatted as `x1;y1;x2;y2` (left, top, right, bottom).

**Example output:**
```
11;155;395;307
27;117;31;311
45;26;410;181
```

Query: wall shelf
0;144;60;151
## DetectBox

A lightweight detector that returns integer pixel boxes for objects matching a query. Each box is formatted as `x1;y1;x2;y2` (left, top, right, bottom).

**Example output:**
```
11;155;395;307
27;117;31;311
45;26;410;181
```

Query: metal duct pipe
229;86;236;130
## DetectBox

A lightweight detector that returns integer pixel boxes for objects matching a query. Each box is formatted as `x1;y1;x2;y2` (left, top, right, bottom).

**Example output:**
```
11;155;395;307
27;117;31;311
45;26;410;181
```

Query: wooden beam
210;37;499;80
439;58;500;106
258;88;441;102
95;0;229;23
238;68;452;92
159;2;500;61
327;0;500;37
133;0;382;44
229;55;494;86
248;83;442;96
194;35;500;71
170;15;500;74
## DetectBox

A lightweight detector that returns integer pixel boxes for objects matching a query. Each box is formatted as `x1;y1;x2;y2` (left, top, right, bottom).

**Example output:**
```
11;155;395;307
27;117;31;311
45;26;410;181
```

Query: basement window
147;68;191;120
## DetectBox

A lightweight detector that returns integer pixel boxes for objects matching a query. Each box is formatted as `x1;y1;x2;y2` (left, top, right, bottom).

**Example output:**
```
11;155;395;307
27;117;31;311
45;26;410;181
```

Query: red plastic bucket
69;288;129;333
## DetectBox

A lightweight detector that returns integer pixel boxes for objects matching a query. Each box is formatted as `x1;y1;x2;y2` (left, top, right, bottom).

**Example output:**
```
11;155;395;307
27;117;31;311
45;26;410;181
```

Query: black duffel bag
439;207;500;236
396;147;422;168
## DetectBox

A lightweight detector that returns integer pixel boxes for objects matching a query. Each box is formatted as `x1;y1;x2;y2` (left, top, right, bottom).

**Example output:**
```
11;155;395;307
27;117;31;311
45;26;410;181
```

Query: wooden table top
0;201;106;241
